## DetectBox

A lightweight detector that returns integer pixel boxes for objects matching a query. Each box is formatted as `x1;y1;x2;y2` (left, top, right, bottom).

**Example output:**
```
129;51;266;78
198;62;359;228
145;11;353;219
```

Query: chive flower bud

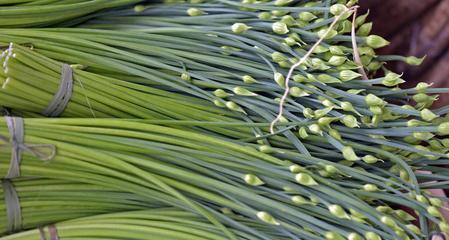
394;210;415;221
272;22;289;34
213;99;225;108
328;204;350;219
225;101;246;113
427;206;442;217
231;23;251;34
365;232;381;240
439;222;449;234
348;233;363;240
274;0;293;6
341;101;358;113
430;198;444;207
362;155;380;164
290;87;309;97
214;89;230;98
284;37;297;46
406;224;421;235
405;56;426;66
233;86;257;96
412;132;434;141
340;70;361;81
369;106;383;115
317;29;338;40
318;117;338;126
244;174;264;186
291;195;309;205
415;82;431;93
134;5;145;13
289;164;304;173
258;145;274;154
328;56;346;66
308;124;323;135
281;15;296;27
416;195;429;204
342;146;360;161
382;72;405;86
376;206;393;214
324;165;338;174
256;211;280;225
298;12;317;22
420;108;438;122
314;107;333;118
310;195;320;205
298;127;309;139
271;52;287;62
438;122;449;135
303;108;315;119
295;173;319;186
363;184;378;192
380;216;397;228
365;35;390;49
341;115;360;128
330;4;348;16
258;12;272;20
365;94;386;106
329;45;346;55
274;72;285;87
356;22;373;36
325;232;345;240
181;73;191;81
329;129;342;140
187;8;204;16
242;75;257;84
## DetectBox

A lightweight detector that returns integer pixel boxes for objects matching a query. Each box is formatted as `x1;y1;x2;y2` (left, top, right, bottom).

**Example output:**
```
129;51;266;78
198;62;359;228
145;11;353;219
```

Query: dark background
361;0;449;106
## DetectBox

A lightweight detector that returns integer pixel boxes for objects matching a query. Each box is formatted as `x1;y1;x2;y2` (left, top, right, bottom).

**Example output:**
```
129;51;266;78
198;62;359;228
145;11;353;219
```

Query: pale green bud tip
365;94;386;106
244;174;264;186
274;0;292;6
258;145;274;153
214;89;229;98
242;75;257;84
366;35;390;49
272;21;289;34
233;86;257;96
289;164;304;173
406;224;421;235
427;206;442;217
308;123;323;135
363;184;378;192
420;108;438;122
342;146;360;161
298;12;317;22
295;173;319;186
134;5;145;12
430;197;444;207
348;233;363;240
405;56;426;65
341;115;360;128
232;23;251;34
291;195;309;205
181;73;191;81
317;29;338;40
439;221;449;234
328;204;350;219
225;101;246;113
362;155;380;163
328;56;346;66
438;122;449;135
380;216;397;228
330;4;348;16
187;8;203;16
340;70;361;81
382;72;405;86
258;12;271;20
274;72;285;87
213;99;225;108
325;231;345;240
256;211;280;225
324;165;338;174
365;232;381;240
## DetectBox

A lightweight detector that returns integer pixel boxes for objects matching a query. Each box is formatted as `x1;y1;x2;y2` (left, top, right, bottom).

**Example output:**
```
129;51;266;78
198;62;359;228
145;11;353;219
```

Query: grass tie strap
2;116;56;179
42;64;73;117
39;225;59;240
1;179;22;233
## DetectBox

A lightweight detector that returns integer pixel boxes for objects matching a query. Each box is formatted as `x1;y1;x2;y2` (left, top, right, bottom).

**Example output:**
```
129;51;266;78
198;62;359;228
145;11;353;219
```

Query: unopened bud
244;174;265;186
295;173;319;186
232;23;251;34
365;35;390;49
257;211;280;225
272;21;289;34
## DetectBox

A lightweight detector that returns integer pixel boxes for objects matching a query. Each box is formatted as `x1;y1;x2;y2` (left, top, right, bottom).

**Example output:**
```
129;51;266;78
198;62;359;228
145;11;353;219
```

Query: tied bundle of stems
0;178;161;235
0;118;448;240
0;0;144;28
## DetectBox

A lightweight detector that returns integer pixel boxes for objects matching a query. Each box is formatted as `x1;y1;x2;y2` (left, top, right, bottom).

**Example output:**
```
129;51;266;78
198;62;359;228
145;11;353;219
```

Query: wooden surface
361;0;449;106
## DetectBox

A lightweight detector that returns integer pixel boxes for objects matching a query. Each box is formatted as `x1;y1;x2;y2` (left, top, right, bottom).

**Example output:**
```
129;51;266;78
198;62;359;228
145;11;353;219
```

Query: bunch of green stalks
1;118;449;240
2;208;273;240
0;0;144;28
0;178;161;235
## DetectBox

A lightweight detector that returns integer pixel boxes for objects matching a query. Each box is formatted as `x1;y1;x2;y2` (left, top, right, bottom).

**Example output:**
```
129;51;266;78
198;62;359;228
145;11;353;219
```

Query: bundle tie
2;179;22;233
39;225;59;240
1;116;56;179
42;63;73;117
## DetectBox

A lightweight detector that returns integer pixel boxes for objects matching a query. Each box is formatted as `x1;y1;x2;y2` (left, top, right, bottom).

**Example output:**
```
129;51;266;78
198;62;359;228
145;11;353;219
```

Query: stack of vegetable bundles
1;0;449;240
